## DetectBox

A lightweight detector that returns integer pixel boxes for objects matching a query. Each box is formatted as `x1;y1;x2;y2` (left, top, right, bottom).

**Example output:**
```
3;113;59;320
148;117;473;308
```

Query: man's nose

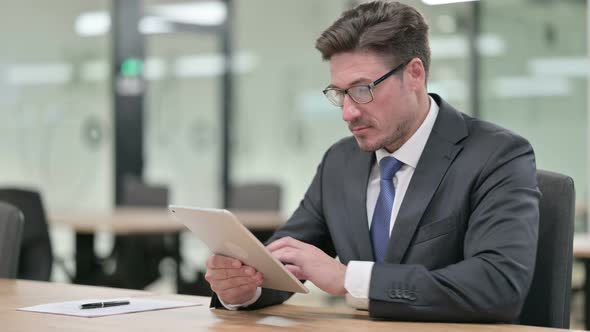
341;95;361;122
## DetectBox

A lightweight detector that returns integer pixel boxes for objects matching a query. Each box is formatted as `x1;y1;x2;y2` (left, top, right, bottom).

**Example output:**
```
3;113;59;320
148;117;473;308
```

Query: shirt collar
375;95;439;169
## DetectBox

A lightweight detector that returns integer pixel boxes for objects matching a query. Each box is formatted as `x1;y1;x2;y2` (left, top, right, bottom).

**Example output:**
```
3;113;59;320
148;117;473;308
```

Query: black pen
79;300;130;309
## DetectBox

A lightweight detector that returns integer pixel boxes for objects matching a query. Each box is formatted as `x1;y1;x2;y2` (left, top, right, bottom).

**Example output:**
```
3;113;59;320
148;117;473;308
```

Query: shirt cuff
344;260;374;299
218;287;262;311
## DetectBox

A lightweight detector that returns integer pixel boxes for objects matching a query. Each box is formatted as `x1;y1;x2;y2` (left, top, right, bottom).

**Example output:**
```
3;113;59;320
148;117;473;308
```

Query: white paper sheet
17;297;202;318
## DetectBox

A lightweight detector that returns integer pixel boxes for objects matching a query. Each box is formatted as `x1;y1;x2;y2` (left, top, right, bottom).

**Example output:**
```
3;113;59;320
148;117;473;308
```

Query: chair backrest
0;188;53;281
519;170;574;328
115;177;170;289
228;182;281;211
122;176;168;207
0;202;24;278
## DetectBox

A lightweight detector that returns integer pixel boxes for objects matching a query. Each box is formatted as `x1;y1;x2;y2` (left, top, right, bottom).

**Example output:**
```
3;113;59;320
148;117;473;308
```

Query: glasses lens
324;89;344;107
348;86;373;104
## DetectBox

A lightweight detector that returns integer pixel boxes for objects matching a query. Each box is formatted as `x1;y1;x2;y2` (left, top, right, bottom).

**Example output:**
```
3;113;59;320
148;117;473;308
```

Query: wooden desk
50;207;286;234
574;235;590;259
1;279;580;332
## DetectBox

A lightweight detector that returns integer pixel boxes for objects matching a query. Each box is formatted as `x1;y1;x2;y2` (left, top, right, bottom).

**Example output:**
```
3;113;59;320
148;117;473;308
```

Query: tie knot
379;157;402;180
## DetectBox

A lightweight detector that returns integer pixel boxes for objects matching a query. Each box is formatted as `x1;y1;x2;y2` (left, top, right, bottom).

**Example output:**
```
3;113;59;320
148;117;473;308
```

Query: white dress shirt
222;96;439;310
345;96;439;301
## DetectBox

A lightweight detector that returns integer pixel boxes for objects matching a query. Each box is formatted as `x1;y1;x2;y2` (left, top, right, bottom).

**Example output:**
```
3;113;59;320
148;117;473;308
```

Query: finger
211;276;260;294
206;255;242;269
267;236;309;252
217;283;258;304
271;247;301;266
265;238;287;252
205;266;257;281
285;265;308;280
254;272;264;285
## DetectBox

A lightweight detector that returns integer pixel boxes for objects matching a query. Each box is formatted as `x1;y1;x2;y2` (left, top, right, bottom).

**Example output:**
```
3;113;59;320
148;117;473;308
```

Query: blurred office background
0;0;587;326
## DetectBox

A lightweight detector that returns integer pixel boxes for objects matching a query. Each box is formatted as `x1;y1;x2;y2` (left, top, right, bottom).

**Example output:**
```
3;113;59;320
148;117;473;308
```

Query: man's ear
405;58;426;90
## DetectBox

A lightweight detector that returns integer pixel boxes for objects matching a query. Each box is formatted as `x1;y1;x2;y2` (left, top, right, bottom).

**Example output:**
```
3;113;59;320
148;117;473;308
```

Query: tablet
169;205;309;294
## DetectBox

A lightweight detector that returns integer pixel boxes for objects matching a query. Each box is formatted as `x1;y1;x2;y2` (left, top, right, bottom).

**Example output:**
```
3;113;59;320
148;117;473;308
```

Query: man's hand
205;255;264;305
267;237;347;295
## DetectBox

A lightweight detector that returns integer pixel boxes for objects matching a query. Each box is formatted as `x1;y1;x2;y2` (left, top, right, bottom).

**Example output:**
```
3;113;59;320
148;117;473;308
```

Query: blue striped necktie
370;156;402;263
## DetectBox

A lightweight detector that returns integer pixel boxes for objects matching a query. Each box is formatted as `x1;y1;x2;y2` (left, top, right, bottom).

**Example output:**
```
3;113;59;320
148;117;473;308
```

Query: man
205;0;540;322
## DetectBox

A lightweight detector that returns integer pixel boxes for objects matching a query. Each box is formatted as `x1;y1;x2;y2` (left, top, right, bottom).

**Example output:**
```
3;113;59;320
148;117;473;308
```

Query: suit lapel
343;145;375;261
385;95;468;264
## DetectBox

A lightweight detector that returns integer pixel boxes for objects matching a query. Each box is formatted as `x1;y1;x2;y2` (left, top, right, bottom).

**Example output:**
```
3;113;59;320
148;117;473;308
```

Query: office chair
228;182;282;212
107;177;177;289
518;170;574;328
0;202;24;278
228;182;282;243
0;188;53;281
122;176;169;206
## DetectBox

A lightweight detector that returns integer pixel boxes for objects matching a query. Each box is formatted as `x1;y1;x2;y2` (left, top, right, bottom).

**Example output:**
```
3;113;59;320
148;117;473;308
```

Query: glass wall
0;0;112;214
479;0;587;231
411;0;473;114
231;0;348;214
144;31;221;208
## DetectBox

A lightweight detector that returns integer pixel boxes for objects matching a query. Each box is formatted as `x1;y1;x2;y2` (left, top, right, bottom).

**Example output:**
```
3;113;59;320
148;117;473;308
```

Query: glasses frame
322;59;411;107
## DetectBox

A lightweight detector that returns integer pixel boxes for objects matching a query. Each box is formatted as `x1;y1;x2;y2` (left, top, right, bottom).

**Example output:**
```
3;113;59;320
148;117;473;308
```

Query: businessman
205;0;540;322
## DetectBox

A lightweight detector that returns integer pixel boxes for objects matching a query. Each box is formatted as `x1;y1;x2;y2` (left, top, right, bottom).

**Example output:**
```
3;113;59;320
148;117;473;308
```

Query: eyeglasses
322;60;410;107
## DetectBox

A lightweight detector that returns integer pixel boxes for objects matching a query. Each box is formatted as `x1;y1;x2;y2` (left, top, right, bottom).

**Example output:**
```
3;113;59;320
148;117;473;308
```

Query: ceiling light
423;0;479;5
430;34;505;59
75;12;110;37
139;16;175;34
174;52;257;78
494;76;571;98
75;1;225;37
6;63;72;86
529;57;590;78
151;2;226;26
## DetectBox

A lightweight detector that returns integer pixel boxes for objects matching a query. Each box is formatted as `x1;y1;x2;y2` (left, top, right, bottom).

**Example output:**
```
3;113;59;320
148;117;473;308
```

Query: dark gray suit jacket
212;94;540;323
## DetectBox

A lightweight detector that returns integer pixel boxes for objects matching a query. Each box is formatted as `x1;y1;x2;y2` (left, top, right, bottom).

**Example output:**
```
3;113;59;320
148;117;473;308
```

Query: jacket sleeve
368;134;540;322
